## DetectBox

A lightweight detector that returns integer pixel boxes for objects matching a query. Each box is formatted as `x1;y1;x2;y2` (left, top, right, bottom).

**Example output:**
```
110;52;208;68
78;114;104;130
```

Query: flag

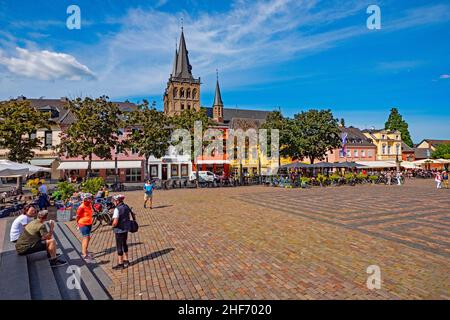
341;132;348;157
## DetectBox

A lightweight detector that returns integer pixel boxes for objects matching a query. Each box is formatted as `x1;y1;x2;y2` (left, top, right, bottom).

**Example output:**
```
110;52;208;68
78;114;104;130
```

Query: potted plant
316;174;328;187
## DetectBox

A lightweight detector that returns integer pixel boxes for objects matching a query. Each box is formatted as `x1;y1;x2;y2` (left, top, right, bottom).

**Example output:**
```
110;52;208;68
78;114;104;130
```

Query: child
143;180;154;209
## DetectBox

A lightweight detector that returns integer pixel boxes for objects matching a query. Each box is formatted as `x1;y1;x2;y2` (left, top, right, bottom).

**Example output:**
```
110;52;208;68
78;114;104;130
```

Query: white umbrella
0;159;51;177
413;159;439;165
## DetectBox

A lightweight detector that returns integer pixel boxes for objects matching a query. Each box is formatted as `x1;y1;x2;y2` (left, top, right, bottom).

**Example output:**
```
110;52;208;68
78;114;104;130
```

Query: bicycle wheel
91;215;102;232
102;211;112;225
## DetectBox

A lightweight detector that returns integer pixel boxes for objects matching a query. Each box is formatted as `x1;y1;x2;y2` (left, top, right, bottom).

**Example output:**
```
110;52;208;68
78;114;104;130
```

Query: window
382;144;386;155
187;104;191;110
368;150;373;157
29;131;37;140
382;135;386;140
171;164;179;177
181;104;185;110
181;164;188;177
396;144;400;155
354;149;358;157
361;150;366;158
44;131;52;148
339;150;344;158
186;89;191;99
173;88;177;98
126;168;141;182
192;89;197;99
387;145;391;155
180;88;185;98
150;165;158;178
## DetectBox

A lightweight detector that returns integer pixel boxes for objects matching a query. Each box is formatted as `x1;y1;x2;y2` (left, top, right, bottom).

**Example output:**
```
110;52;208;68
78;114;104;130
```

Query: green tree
0;99;50;162
431;143;450;159
171;108;215;182
283;109;341;164
261;110;288;168
58;96;125;177
127;101;172;179
384;108;413;147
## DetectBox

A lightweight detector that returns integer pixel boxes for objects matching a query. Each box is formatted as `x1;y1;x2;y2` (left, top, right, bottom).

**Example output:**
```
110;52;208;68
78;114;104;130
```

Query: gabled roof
414;148;432;159
341;127;376;147
418;139;450;147
401;142;414;152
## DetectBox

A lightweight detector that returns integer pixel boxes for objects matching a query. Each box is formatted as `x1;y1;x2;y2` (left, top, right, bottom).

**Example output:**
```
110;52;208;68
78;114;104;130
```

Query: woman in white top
10;205;37;242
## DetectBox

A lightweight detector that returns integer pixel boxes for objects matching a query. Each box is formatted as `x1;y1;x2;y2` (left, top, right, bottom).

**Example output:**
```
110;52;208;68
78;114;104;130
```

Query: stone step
27;252;62;300
53;223;111;300
0;218;31;300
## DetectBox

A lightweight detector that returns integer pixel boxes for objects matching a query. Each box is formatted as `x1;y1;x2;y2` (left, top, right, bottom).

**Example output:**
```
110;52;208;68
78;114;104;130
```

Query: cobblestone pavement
66;179;449;300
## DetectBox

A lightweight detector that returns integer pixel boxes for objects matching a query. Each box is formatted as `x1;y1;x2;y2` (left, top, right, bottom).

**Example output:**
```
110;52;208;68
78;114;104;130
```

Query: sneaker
123;260;130;268
144;204;146;209
112;264;124;270
50;259;68;268
82;255;95;263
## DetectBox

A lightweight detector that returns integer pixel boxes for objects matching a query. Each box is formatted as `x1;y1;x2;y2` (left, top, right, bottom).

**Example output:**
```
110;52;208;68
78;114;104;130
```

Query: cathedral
163;29;270;126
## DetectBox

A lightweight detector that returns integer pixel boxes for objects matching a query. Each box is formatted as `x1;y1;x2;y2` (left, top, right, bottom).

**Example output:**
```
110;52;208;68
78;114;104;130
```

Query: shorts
144;193;153;200
79;225;92;238
19;240;47;256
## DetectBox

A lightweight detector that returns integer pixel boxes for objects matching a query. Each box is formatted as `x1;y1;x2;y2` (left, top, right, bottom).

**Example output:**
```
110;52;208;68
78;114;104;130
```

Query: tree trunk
144;157;149;180
16;176;23;193
87;154;92;179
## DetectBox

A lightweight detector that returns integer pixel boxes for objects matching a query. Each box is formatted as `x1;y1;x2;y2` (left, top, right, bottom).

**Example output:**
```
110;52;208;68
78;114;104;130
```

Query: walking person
396;171;402;186
111;194;135;270
386;171;392;185
76;193;94;262
143;179;154;209
435;171;443;189
442;170;449;189
37;181;50;210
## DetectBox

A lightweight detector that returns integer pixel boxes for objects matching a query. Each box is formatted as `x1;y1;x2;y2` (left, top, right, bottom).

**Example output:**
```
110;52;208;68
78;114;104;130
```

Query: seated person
15;210;67;267
10;205;37;243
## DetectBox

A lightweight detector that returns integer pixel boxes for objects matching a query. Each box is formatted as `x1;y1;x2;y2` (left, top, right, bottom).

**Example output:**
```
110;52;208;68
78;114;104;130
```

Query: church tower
164;28;201;116
212;71;224;123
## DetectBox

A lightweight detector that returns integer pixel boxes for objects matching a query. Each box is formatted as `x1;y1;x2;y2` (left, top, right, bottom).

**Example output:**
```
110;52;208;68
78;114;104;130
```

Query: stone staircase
0;218;112;300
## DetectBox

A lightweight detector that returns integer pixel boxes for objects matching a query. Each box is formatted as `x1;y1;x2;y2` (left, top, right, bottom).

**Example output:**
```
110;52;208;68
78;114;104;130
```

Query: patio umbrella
334;162;360;169
0;159;51;177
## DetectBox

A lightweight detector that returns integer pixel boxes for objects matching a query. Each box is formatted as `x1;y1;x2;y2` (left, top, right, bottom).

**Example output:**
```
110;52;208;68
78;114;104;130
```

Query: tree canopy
127;100;172;178
0;99;50;162
431;143;450;159
283;109;341;164
58;96;125;176
385;108;413;147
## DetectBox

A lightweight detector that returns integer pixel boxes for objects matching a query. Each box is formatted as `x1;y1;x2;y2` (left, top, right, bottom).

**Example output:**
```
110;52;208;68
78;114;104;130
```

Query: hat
81;193;93;200
113;194;125;202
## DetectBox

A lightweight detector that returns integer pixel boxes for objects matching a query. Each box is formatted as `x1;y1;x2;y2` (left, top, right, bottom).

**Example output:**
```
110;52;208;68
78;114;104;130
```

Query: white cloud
0;47;95;81
1;0;450;100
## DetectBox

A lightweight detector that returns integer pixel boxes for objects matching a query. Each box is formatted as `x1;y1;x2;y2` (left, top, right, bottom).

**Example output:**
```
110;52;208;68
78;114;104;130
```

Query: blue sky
0;0;449;142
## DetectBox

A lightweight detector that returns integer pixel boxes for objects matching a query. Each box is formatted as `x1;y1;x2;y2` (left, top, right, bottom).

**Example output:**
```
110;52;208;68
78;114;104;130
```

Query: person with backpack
111;194;137;270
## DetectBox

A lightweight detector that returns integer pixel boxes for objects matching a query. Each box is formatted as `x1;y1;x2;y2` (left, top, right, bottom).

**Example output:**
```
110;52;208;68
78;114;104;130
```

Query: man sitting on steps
15;210;67;267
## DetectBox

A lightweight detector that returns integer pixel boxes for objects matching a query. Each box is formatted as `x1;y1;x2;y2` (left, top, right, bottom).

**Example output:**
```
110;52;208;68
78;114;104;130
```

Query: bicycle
91;198;114;232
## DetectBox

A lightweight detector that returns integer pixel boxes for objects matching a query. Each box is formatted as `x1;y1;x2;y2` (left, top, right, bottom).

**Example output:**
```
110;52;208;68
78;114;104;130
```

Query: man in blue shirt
143;179;154;209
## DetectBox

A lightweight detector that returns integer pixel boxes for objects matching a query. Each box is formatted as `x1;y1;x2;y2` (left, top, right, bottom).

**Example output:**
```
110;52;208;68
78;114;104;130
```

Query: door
162;164;168;180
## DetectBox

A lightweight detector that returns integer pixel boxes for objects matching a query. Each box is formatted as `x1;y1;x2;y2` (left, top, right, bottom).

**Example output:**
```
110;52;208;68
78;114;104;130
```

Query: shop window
126;168;142;182
171;164;179;177
181;164;189;177
150;165;159;178
361;150;365;157
44;130;52;148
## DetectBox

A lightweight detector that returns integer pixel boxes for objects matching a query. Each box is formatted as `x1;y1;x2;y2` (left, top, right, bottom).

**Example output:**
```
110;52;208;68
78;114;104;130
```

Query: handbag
128;206;139;233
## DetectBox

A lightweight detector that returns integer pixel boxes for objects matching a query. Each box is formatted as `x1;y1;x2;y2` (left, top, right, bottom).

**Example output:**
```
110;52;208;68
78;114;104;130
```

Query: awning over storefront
196;159;230;165
30;158;55;166
355;161;397;168
58;161;142;170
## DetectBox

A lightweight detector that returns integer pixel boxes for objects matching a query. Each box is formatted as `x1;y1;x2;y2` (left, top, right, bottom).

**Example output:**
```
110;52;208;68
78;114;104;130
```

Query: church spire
174;28;193;80
213;69;224;122
213;70;223;106
171;44;178;77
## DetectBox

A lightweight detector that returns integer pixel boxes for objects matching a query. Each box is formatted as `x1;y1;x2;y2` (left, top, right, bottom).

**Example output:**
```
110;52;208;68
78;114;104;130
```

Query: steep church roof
213;79;223;106
173;30;194;80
